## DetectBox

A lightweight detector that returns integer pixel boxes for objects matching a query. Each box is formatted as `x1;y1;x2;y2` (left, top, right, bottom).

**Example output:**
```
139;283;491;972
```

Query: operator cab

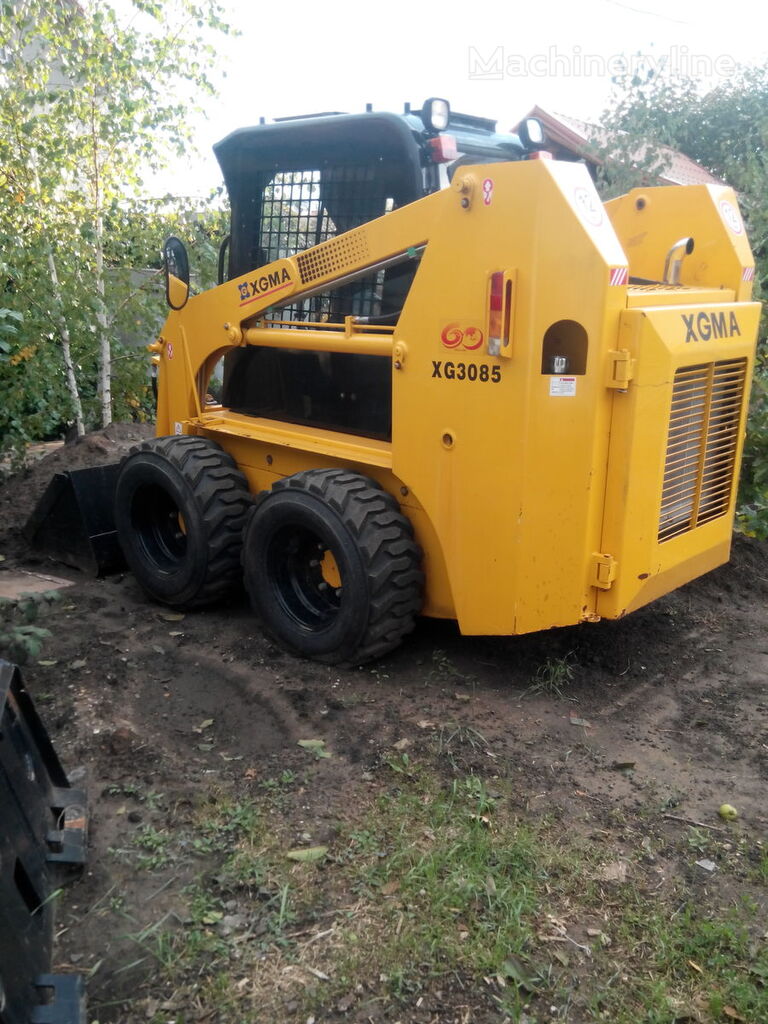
214;99;542;296
208;100;544;439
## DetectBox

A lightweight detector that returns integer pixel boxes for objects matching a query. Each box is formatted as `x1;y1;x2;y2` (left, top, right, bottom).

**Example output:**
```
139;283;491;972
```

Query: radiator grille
658;359;747;542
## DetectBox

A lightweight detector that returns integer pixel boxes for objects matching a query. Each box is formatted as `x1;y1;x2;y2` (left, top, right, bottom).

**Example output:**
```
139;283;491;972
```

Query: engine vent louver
658;359;747;542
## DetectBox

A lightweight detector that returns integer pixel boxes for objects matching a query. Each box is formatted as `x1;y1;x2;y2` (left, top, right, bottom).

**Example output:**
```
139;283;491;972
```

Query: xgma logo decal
237;267;292;306
682;311;741;343
441;323;484;350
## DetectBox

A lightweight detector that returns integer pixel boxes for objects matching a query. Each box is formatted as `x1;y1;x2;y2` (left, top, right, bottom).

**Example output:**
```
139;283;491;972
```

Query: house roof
516;105;723;187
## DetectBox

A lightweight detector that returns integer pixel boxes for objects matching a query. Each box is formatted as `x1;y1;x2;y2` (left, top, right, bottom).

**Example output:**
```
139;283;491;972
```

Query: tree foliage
0;0;232;459
600;63;768;244
599;62;768;537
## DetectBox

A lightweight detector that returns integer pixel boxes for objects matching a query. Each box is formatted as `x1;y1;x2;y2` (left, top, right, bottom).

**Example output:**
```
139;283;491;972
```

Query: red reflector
489;271;504;311
488;271;505;351
428;134;459;162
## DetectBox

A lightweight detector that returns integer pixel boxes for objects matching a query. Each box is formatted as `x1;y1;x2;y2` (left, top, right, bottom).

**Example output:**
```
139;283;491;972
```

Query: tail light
488;271;515;357
427;135;458;163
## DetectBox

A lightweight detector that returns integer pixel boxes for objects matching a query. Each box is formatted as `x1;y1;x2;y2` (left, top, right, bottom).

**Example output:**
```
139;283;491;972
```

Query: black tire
242;468;423;665
114;435;251;608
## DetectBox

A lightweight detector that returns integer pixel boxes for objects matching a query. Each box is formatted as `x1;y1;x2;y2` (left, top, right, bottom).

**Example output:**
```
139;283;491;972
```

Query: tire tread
252;468;423;664
118;435;250;608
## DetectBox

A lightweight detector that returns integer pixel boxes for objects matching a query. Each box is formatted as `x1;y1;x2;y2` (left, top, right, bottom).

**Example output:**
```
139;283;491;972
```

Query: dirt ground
1;424;767;1023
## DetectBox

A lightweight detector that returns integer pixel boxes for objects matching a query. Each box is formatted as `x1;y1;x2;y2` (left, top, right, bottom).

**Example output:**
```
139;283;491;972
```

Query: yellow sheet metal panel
606;185;755;302
625;286;736;308
194;412;394;468
391;159;628;635
597;301;760;619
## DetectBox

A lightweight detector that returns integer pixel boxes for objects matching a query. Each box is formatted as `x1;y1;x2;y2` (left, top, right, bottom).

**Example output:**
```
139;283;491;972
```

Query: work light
421;97;450;132
519;117;545;149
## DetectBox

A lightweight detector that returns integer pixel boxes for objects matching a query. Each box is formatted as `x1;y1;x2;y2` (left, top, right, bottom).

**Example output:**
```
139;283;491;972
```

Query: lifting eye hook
452;174;475;210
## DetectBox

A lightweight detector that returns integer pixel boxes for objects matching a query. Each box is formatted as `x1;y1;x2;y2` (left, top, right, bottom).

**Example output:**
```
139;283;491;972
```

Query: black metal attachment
30;975;86;1024
0;660;87;1024
23;463;124;576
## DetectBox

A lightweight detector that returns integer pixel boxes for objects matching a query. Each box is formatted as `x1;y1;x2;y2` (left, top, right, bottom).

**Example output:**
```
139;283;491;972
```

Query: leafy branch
0;590;61;664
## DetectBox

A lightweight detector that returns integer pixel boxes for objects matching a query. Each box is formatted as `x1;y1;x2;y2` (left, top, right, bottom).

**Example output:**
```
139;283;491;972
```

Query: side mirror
519;117;545;150
163;236;190;310
217;234;231;286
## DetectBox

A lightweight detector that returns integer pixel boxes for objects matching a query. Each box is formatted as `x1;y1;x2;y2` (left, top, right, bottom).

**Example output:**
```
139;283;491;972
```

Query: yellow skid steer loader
30;100;761;664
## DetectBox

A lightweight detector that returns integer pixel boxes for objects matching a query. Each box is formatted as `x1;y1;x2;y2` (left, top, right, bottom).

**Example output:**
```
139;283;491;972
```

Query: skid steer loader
78;100;767;662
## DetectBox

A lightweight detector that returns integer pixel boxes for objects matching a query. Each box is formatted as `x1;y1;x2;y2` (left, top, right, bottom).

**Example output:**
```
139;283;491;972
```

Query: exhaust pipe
663;236;695;285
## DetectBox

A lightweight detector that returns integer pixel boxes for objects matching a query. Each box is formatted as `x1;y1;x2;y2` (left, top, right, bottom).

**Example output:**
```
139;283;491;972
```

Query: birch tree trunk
45;248;85;436
94;209;111;427
32;156;85;436
90;101;111;429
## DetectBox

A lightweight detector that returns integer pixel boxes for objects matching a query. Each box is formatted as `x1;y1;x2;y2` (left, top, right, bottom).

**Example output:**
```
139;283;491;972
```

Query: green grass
133;826;174;870
527;653;575;698
584;893;768;1022
319;768;768;1022
327;770;549;1015
98;766;768;1023
750;846;768;884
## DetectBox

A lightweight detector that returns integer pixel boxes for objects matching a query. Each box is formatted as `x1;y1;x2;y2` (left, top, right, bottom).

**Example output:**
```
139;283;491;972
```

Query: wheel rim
131;484;187;571
266;524;342;630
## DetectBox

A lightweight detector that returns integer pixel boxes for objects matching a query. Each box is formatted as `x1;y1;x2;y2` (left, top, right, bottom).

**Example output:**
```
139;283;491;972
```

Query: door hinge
591;552;618;590
606;349;635;390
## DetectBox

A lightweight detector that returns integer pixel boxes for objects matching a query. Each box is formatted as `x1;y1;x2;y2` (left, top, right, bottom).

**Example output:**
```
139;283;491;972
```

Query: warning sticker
719;199;743;235
573;186;604;227
549;376;577;397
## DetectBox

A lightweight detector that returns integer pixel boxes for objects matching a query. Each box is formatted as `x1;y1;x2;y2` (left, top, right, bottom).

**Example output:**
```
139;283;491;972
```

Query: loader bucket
23;464;124;577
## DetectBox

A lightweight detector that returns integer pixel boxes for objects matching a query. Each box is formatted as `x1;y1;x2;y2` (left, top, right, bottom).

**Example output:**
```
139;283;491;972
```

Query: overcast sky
147;0;768;196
